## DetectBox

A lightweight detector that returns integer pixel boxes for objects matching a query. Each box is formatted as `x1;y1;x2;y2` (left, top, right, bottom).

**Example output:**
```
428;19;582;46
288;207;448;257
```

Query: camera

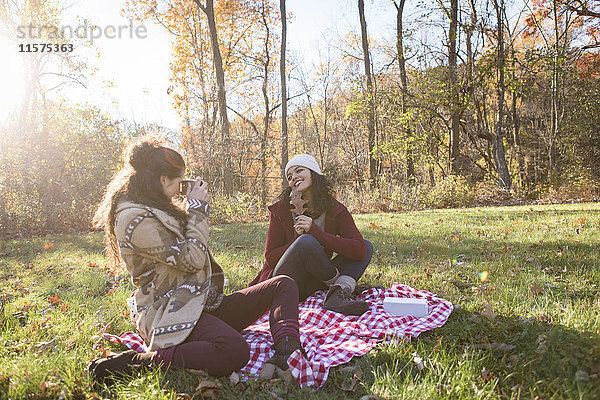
180;178;196;194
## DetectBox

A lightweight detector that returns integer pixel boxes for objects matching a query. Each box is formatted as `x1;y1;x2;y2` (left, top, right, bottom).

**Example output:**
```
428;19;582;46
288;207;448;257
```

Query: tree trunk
358;0;377;187
260;1;271;207
549;0;560;178
395;0;415;184
448;0;461;174
279;0;288;187
493;0;511;189
194;0;232;194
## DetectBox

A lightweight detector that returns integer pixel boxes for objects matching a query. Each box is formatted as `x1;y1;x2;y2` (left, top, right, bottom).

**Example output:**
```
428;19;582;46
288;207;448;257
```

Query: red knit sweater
249;199;366;286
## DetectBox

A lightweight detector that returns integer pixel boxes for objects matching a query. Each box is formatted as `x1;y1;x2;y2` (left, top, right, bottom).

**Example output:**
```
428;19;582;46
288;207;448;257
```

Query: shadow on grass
0;232;104;265
137;306;600;399
365;228;600;273
350;307;600;399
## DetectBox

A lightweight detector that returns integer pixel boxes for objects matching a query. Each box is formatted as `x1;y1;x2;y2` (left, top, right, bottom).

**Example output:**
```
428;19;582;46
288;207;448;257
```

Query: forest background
1;0;600;238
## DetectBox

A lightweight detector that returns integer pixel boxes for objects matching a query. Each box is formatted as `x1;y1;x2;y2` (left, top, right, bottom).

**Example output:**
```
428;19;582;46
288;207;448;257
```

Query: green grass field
1;203;599;399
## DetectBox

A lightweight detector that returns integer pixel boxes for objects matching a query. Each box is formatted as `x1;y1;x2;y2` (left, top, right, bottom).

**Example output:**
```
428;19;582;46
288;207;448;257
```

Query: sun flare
0;37;26;124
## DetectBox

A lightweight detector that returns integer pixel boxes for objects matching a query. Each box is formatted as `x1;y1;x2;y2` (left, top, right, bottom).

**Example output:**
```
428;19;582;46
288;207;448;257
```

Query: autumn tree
448;0;461;174
393;0;416;183
358;0;378;186
279;0;288;184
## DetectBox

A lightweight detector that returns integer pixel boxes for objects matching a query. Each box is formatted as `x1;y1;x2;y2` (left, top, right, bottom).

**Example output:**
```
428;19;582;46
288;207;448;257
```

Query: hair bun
124;136;165;171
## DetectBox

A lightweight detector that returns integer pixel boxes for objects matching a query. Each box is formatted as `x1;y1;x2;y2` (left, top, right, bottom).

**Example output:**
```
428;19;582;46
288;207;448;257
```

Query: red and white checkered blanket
103;283;453;388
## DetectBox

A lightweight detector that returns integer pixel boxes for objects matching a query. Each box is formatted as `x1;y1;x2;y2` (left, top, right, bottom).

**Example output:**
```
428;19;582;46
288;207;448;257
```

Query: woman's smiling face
287;165;312;193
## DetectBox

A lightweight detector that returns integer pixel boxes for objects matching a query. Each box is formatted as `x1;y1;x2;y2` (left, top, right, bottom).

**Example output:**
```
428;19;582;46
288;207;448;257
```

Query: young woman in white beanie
249;154;373;316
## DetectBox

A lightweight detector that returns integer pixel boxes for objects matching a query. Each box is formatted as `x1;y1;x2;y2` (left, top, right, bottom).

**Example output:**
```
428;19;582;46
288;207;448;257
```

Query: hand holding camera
181;178;209;202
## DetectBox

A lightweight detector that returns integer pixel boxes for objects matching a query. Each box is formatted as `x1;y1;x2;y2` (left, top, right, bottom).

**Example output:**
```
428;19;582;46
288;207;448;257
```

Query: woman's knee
364;239;374;260
295;233;320;250
272;275;299;296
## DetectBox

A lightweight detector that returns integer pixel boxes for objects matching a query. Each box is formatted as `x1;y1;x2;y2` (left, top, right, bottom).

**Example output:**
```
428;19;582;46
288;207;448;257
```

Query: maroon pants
153;275;299;376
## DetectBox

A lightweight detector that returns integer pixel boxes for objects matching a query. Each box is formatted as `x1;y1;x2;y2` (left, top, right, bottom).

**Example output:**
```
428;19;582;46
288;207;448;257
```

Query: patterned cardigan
114;199;224;351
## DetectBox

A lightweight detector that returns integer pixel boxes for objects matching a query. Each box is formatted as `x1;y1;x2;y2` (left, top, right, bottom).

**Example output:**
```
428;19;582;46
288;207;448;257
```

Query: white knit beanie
285;154;322;176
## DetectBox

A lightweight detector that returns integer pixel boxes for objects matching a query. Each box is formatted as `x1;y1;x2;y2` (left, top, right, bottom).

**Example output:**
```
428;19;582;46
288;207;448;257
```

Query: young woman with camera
89;135;303;383
249;154;374;316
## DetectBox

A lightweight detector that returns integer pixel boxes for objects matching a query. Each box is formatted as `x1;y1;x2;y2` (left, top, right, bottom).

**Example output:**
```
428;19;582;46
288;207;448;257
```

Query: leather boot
87;349;154;386
259;336;305;380
323;285;369;316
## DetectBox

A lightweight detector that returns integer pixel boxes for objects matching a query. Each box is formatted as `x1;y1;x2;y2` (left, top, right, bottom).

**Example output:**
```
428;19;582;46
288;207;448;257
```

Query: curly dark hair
278;170;335;217
93;134;187;266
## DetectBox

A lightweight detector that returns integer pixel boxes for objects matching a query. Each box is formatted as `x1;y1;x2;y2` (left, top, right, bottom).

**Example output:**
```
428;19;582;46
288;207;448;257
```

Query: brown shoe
87;349;153;386
323;285;369;316
260;336;305;381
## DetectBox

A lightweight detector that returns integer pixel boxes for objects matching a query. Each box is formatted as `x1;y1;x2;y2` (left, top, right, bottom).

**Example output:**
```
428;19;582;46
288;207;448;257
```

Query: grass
1;202;599;399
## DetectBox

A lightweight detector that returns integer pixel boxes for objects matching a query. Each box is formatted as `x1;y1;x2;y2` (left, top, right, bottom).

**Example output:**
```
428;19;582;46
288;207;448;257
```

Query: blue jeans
272;234;373;301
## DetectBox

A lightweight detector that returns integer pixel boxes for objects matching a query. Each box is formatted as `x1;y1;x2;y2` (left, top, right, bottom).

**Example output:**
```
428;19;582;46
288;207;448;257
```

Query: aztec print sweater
114;199;224;351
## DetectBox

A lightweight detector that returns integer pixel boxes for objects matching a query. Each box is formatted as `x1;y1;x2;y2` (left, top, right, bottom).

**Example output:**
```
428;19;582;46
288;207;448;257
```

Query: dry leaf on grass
194;378;222;400
480;367;495;381
575;370;591;382
536;334;548;353
481;302;497;320
529;284;543;295
412;352;425;371
432;336;444;351
229;372;240;385
34;339;56;355
339;368;363;392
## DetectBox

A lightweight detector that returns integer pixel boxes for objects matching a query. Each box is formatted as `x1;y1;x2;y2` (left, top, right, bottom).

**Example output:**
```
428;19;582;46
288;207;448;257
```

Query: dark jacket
249;198;366;286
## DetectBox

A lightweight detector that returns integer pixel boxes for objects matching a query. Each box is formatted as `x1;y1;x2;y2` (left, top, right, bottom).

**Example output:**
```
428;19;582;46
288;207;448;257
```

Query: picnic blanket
103;283;453;388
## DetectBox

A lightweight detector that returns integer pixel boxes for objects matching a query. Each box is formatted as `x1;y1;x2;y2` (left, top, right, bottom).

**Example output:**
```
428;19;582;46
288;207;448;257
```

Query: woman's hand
294;215;313;235
188;178;210;202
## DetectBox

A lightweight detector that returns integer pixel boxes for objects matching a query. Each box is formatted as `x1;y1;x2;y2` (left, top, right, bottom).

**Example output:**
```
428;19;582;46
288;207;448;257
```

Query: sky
1;0;398;130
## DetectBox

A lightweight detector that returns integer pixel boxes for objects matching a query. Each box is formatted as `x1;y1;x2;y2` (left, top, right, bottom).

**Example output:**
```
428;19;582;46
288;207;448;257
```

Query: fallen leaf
370;222;380;229
194;379;221;399
480;367;495;381
575;370;590;382
100;346;111;358
530;284;543;295
35;339;56;355
536;334;548;353
589;363;600;376
229;372;240;385
201;389;218;400
43;243;54;250
433;336;443;351
481;302;497;320
412;352;425;371
340;368;363;392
